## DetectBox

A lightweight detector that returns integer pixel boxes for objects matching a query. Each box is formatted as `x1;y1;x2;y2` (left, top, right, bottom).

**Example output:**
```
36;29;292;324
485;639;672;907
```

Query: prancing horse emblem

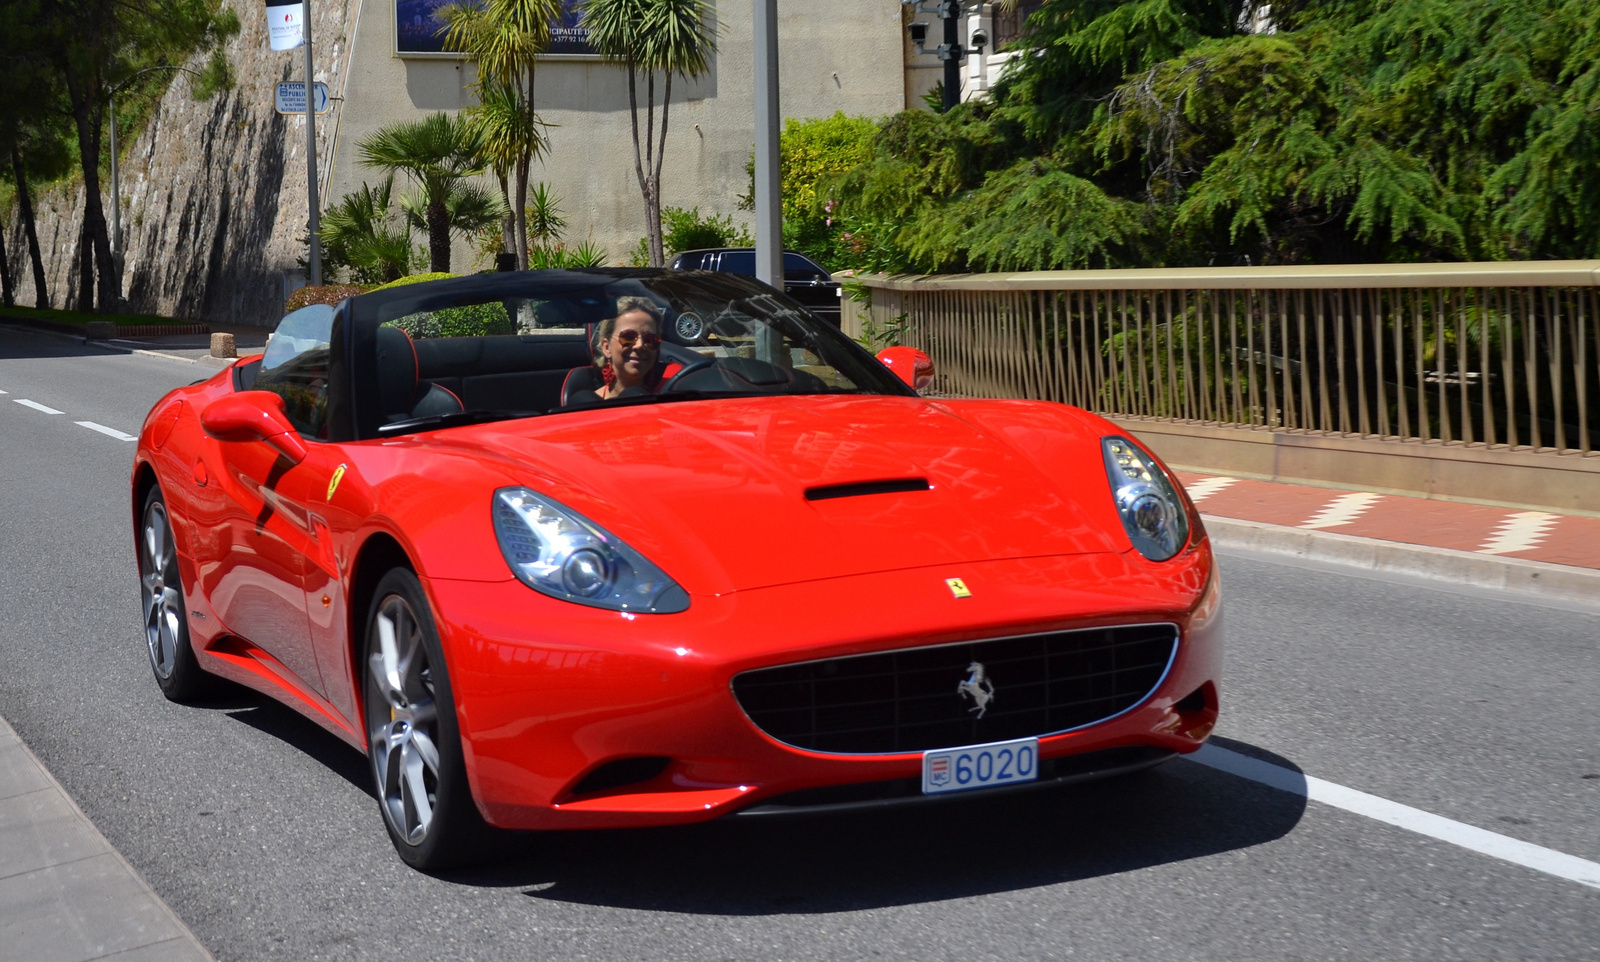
957;661;995;718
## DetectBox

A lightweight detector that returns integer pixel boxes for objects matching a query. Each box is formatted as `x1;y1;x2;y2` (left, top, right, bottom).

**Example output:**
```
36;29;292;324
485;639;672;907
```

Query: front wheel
362;568;492;870
138;487;212;701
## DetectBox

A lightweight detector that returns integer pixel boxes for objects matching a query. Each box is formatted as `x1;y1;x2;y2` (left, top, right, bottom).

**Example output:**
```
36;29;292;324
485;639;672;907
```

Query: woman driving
594;296;678;400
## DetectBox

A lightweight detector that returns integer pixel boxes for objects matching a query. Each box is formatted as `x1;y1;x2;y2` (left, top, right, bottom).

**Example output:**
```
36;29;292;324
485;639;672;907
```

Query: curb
1204;515;1600;606
0;716;213;961
2;322;233;368
0;313;208;338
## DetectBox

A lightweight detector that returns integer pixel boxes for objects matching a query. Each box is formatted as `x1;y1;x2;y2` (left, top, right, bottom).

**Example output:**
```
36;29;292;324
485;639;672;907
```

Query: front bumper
428;548;1223;830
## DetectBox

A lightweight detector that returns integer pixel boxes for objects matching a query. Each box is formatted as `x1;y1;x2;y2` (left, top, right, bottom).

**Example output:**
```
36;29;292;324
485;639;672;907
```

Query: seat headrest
375;326;419;416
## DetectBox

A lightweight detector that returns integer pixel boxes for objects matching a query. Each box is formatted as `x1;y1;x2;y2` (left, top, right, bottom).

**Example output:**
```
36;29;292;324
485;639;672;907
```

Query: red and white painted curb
1178;472;1600;572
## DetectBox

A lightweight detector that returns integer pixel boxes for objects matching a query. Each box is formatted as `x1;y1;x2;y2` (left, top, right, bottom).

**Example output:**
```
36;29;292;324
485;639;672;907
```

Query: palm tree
357;112;496;272
526;181;567;252
463;80;549;266
320;177;414;284
580;0;716;266
437;0;561;269
399;181;505;261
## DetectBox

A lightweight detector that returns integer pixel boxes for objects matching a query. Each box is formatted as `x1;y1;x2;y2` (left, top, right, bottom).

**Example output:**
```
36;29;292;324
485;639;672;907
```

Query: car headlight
1101;436;1190;562
492;487;690;613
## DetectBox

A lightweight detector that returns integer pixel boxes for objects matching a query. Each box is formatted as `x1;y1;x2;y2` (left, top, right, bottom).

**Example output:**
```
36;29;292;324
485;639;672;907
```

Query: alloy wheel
368;594;442;845
140;501;183;679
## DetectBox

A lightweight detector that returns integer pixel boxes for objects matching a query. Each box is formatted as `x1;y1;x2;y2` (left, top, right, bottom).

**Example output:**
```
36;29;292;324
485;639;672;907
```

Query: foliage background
811;0;1600;276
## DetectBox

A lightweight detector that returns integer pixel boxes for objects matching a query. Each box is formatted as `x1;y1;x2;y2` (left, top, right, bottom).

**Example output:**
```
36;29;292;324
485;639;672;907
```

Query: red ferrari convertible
132;269;1222;869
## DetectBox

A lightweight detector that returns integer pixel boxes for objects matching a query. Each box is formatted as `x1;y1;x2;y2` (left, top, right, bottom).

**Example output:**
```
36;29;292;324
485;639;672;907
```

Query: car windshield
343;269;910;440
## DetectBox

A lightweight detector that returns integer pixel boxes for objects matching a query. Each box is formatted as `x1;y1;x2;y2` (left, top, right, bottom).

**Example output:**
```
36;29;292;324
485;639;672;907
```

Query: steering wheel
661;355;717;392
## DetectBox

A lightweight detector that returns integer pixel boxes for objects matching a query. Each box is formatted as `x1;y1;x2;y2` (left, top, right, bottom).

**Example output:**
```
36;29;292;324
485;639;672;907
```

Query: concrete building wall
327;0;911;271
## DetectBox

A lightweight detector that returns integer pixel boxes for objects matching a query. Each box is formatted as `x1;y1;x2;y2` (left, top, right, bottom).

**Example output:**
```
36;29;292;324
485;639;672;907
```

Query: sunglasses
613;329;661;348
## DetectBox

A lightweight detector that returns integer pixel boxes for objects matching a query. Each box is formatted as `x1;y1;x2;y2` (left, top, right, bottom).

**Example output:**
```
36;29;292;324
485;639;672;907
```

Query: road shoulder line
0;714;213;961
1204;515;1600;605
1189;744;1600;891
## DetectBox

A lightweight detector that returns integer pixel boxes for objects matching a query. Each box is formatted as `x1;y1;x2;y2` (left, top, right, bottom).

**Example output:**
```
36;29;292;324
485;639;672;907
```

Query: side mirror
876;346;935;393
201;391;308;464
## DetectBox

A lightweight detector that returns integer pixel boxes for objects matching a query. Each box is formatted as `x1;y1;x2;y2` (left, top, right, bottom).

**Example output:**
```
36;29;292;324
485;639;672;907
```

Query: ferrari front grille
731;623;1178;754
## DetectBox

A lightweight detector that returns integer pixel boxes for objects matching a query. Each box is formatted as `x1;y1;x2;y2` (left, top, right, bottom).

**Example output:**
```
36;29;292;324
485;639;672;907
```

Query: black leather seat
376;326;465;422
560;366;605;407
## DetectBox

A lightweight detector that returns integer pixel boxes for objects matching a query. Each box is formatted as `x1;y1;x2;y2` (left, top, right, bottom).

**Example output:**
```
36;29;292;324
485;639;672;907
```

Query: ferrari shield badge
945;577;971;598
326;463;347;501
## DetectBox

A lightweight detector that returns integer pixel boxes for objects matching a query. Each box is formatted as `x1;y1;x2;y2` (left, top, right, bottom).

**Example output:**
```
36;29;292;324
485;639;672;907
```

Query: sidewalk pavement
1176;471;1600;571
1181;470;1600;606
103;327;269;367
0;716;211;961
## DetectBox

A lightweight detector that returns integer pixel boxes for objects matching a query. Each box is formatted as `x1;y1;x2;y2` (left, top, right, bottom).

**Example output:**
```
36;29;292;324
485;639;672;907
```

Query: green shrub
528;239;609;269
742;112;878;269
662;206;751;256
285;284;373;313
374;272;513;338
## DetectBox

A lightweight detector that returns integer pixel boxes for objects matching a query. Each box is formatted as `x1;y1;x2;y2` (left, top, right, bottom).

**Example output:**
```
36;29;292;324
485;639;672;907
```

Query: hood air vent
805;478;930;502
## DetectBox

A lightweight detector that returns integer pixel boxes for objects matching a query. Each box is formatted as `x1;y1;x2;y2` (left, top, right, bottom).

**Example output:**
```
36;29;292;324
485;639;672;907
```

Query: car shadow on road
202;683;375;797
439;736;1307;914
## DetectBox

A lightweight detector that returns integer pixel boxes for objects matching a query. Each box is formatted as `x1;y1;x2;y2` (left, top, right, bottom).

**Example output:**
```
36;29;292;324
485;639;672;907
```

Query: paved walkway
0;716;211;961
1177;471;1600;572
104;327;269;365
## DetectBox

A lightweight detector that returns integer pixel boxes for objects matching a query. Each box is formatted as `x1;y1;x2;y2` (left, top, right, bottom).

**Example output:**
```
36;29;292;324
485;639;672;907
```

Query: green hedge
374;272;513;338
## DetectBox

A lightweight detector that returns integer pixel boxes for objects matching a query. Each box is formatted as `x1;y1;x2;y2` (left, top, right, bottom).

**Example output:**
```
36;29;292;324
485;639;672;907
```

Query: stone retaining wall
2;0;357;327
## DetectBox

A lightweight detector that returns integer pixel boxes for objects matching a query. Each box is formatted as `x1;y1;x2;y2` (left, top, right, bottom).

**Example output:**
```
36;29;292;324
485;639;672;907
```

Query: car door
278;443;365;728
202;305;340;696
203;433;323;693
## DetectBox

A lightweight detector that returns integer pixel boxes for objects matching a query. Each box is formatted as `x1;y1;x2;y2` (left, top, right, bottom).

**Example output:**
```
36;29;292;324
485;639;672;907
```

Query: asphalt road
1;325;1596;961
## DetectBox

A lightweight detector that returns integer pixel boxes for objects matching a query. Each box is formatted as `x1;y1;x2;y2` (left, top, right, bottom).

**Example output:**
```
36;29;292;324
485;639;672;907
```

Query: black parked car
668;248;842;327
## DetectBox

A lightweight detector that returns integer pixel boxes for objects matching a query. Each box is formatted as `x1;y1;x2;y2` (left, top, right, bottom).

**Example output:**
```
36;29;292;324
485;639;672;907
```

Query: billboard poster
395;0;597;57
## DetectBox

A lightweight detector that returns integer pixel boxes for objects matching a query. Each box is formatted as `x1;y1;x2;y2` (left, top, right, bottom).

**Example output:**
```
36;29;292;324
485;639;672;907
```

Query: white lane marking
1301;491;1382;529
1185;477;1238;502
13;399;63;415
1191;744;1600;891
0;388;8;394
76;420;137;442
1477;511;1559;555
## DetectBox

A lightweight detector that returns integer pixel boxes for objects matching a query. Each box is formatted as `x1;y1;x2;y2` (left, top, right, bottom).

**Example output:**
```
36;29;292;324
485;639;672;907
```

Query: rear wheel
139;487;212;701
362;568;491;870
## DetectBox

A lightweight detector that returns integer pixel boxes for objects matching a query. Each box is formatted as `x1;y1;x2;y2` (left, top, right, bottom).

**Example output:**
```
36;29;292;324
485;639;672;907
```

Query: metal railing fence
857;262;1600;456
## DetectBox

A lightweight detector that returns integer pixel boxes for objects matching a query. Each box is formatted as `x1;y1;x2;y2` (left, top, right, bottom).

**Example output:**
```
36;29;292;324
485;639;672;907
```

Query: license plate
922;737;1040;795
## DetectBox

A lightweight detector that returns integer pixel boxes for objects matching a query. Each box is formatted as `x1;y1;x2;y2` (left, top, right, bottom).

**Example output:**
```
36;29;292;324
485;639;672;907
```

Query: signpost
273;81;332;115
264;0;322;286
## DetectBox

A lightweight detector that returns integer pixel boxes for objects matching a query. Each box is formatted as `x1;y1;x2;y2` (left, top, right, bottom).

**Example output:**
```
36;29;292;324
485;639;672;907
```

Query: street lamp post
752;0;781;293
939;0;961;113
753;0;783;365
303;0;322;287
904;0;981;112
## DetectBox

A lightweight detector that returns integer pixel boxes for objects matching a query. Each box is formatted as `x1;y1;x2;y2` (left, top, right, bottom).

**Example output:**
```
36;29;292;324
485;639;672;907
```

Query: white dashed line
0;388;8;394
1191;744;1600;891
76;421;137;442
13;399;63;415
10;396;136;440
1184;477;1238;502
1301;492;1382;529
1477;512;1559;556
